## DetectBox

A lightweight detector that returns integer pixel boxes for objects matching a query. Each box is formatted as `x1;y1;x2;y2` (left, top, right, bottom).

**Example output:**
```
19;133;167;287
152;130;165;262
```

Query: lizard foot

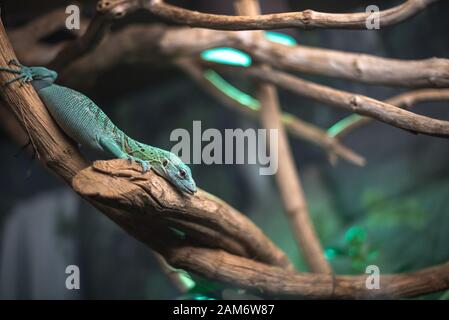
0;60;33;86
127;156;150;173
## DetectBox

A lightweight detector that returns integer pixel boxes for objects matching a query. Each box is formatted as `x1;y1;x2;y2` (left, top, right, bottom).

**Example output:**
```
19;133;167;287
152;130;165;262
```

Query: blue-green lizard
0;60;197;194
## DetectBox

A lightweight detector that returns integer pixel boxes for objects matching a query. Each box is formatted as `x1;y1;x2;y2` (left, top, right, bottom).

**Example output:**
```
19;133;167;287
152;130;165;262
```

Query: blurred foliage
325;226;378;273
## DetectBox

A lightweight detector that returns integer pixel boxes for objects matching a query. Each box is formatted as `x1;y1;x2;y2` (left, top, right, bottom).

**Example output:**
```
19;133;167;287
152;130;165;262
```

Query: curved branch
73;160;293;269
163;246;449;299
147;0;438;30
331;89;449;138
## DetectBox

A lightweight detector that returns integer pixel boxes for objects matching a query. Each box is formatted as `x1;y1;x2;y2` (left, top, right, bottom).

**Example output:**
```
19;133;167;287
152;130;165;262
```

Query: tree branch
73;160;293;269
226;65;449;138
162;246;449;299
331;89;449;138
146;0;438;30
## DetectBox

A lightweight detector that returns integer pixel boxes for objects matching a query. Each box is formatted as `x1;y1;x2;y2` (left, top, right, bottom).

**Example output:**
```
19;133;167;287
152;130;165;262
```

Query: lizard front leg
99;137;150;172
0;60;33;85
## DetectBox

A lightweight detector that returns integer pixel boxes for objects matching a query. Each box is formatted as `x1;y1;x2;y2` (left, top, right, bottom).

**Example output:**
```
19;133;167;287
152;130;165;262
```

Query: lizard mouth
182;184;197;195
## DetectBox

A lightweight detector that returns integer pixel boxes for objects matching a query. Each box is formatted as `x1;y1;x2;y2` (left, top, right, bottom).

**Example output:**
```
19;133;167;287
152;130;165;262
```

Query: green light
265;31;297;46
327;114;363;137
324;248;337;260
203;70;260;110
200;47;252;67
194;295;215;300
344;226;366;244
178;273;196;290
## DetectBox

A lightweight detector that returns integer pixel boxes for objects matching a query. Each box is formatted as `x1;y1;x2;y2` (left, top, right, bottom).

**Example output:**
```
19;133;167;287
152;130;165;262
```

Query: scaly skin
0;60;197;194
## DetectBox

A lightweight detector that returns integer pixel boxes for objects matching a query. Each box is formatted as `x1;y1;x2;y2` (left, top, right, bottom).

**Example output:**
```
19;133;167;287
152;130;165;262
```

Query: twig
146;0;438;31
234;0;331;274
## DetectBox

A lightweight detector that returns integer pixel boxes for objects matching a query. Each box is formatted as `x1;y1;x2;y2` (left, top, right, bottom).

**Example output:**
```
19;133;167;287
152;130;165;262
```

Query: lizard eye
162;159;168;167
179;169;186;178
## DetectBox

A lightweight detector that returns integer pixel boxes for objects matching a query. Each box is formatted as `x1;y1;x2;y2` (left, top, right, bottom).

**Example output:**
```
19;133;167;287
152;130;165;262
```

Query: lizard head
153;150;197;195
28;66;58;84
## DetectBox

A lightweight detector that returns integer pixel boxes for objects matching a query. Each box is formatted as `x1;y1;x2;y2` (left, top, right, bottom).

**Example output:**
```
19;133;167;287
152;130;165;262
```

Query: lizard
0;60;197;195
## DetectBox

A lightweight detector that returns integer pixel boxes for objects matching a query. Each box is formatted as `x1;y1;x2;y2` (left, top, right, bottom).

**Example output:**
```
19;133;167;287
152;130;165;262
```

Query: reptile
0;60;197;195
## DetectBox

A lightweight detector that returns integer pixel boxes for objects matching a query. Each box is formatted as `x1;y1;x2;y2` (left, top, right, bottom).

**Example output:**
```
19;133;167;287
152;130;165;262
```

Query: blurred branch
235;0;331;274
331;89;449;138
163;246;449;299
146;0;438;30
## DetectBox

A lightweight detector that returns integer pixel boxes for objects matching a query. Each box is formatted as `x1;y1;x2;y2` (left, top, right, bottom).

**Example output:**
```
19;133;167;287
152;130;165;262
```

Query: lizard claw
8;59;22;67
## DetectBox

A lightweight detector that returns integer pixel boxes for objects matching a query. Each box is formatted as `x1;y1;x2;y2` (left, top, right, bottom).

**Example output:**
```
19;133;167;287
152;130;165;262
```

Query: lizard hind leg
0;66;21;74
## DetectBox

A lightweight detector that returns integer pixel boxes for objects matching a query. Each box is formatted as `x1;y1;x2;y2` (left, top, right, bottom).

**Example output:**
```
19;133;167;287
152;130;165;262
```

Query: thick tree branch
163;246;449;299
146;0;438;31
73;160;293;269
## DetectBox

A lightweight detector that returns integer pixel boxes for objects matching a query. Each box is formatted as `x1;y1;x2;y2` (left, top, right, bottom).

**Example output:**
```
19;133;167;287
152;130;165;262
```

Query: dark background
0;0;448;299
